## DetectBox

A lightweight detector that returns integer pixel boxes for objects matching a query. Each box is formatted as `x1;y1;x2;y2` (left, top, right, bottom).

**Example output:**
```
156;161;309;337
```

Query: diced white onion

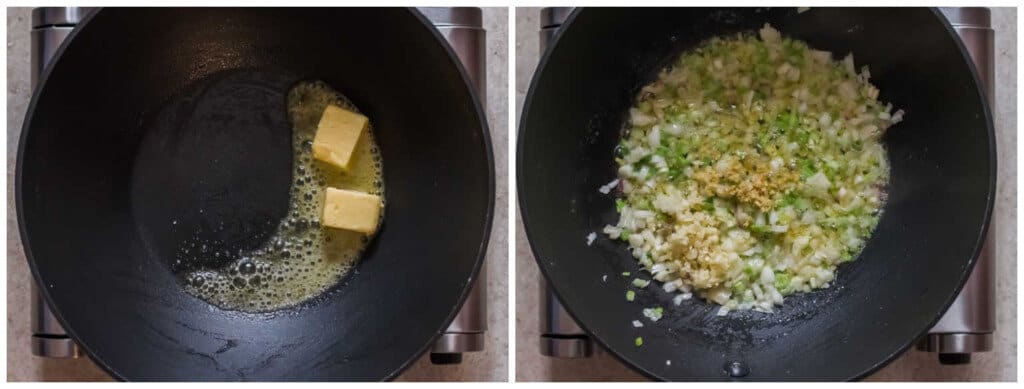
598;178;620;194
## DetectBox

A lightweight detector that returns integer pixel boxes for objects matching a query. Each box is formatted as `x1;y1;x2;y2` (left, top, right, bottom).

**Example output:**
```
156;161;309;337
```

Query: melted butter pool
182;80;385;312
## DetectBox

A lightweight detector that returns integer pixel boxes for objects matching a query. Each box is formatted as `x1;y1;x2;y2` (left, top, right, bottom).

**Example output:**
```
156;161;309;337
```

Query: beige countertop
514;7;1017;382
6;7;508;382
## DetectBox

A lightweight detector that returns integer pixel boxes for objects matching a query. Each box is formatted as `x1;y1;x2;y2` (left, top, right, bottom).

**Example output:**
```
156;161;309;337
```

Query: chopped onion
598;178;620;194
673;293;692;305
642;307;664;322
608;23;892;315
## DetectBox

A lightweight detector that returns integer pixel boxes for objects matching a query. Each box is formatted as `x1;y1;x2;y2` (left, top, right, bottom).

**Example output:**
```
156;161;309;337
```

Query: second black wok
519;7;994;381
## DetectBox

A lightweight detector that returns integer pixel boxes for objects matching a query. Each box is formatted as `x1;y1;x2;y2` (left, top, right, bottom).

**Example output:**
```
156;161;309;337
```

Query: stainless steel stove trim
27;6;490;364
539;272;586;336
540;7;574;29
535;6;998;363
536;7;591;359
30;336;80;359
540;337;593;358
540;272;592;358
418;7;483;28
940;7;992;28
418;6;490;360
32;7;94;28
914;7;996;361
919;333;994;354
30;27;72;86
28;7;95;358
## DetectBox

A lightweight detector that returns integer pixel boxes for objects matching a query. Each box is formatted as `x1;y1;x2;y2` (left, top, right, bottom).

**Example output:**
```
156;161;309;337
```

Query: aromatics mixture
603;24;902;314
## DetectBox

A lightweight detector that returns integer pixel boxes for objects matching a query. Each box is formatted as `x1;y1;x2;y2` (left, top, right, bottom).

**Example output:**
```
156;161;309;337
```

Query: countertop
6;7;508;382
514;7;1017;382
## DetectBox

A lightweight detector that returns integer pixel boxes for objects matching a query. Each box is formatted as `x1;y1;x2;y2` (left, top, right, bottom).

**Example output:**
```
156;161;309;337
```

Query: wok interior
519;8;992;380
19;8;491;380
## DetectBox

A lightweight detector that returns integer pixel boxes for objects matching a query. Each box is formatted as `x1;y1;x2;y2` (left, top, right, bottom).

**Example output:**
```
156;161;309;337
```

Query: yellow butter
312;105;368;171
322;187;381;234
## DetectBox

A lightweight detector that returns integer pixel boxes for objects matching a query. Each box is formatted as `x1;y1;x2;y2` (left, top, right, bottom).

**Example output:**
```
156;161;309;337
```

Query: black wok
518;7;994;381
17;8;493;381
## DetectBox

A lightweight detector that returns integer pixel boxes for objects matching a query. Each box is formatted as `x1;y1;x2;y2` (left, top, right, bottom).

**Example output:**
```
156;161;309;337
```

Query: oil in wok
182;80;385;312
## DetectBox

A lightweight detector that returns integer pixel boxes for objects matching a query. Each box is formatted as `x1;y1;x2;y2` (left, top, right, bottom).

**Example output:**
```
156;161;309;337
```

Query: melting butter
183;80;385;312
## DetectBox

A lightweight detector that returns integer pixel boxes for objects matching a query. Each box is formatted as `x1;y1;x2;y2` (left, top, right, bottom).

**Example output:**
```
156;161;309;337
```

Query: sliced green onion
800;159;816;179
774;273;791;292
619;230;631;241
731;281;747;296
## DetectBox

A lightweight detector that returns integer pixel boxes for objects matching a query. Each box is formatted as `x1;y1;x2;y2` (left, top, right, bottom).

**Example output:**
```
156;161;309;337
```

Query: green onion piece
675;155;690;168
615;198;626;212
780;192;798;207
800;159;816;179
794;197;811;211
635;337;644;347
774;273;791;291
731;281;747;296
795;130;810;145
626;290;636;302
776;111;798;131
703;197;715;212
622;271;631;276
639;198;654;210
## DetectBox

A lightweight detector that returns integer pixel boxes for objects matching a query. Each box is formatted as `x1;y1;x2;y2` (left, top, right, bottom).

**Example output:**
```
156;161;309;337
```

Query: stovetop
535;6;997;367
26;6;489;371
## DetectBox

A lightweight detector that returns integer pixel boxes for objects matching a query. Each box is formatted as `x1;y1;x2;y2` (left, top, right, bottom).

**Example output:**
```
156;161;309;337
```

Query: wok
18;7;493;381
518;7;994;381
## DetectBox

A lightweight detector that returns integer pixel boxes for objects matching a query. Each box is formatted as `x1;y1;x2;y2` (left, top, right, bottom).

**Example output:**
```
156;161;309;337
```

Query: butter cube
322;187;382;234
312;105;368;171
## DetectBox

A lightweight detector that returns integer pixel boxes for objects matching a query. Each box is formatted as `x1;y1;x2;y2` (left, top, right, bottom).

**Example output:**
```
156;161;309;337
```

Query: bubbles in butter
181;80;384;312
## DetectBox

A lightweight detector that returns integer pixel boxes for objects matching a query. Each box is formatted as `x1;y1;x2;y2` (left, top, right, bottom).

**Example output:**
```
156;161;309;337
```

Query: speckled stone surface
6;7;508;382
514;7;1016;382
